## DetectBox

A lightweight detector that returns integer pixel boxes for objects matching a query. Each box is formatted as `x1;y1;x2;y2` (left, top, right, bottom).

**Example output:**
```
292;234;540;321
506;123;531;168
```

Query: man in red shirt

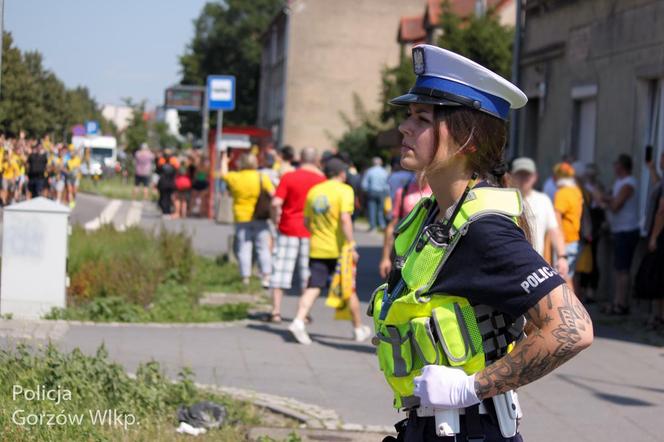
268;147;326;322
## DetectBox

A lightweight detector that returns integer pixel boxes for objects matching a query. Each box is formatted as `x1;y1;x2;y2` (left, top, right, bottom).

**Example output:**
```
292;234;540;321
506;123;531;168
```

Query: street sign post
207;76;236;112
164;85;205;112
205;75;236;219
85;121;99;135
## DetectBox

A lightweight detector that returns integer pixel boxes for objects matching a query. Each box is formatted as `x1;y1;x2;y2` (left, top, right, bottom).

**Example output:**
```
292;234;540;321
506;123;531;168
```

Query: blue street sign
207;75;236;111
85;120;99;135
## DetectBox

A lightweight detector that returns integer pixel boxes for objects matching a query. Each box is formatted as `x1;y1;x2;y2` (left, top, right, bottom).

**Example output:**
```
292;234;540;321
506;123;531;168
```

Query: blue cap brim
389;93;461;108
390;75;511;120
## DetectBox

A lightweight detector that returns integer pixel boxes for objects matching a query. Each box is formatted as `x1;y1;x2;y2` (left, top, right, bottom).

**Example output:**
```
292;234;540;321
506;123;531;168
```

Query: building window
522;97;540;159
570;85;597;164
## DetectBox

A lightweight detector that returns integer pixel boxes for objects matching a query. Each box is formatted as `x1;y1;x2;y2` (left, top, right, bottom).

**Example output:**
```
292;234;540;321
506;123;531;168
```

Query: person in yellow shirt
288;157;371;345
1;149;19;205
220;149;274;287
66;150;82;208
553;162;584;289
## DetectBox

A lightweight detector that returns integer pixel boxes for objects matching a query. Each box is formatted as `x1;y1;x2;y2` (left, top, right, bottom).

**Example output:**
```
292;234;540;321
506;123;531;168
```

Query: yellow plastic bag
384;195;393;218
326;243;356;320
575;244;593;274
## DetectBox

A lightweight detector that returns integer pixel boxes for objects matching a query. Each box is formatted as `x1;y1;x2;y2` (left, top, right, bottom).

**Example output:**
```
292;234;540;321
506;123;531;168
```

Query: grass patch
197;255;264;294
0;343;264;441
79;175;154;201
45;226;264;323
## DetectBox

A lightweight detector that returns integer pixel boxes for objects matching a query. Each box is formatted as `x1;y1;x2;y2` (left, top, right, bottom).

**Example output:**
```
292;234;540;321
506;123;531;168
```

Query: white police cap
390;44;527;120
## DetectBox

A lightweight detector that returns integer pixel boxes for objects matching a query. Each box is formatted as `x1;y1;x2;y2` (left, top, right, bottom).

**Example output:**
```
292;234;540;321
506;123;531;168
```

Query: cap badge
413;47;425;75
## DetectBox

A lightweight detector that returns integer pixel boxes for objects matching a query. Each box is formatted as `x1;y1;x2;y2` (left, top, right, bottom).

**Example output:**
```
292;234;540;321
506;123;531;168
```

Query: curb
195;383;394;434
61;318;260;328
0;318;261;340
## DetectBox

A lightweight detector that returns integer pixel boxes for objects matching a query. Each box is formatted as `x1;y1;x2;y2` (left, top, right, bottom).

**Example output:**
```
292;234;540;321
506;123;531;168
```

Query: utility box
1;197;70;319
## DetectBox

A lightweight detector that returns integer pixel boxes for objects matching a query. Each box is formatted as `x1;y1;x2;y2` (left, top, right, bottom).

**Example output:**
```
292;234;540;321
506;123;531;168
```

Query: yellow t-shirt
67;155;82;172
2;154;19;180
554;184;583;243
304;180;355;259
223;170;275;223
17;158;25;176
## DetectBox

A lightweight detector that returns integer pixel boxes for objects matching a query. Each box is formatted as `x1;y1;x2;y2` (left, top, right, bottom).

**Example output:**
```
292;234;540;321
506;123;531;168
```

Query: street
4;193;654;441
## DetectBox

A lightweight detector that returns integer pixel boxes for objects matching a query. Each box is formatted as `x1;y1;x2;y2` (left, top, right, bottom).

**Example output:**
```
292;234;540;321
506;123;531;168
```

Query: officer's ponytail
433;106;532;242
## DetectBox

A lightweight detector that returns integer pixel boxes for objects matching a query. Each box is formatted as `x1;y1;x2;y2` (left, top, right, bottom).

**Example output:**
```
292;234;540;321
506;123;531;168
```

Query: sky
5;0;209;108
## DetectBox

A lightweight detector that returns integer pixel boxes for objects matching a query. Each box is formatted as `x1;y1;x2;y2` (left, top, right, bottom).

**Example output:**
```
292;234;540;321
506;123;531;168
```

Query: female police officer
369;45;593;441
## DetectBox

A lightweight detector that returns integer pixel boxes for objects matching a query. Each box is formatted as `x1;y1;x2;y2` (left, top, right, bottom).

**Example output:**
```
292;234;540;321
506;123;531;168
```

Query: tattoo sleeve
474;284;593;400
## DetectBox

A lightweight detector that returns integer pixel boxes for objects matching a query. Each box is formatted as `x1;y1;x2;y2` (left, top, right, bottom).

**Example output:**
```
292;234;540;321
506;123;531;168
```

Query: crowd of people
132;144;210;219
217;144;373;344
212;142;664;341
0;132;82;208
505;152;663;331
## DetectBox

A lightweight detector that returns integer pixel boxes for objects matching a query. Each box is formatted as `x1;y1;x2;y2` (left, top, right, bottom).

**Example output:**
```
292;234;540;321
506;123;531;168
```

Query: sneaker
288;319;312;345
353;325;372;342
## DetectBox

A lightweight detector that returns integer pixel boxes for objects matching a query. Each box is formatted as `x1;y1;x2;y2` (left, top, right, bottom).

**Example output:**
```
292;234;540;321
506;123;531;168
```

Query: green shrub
158;229;194;284
57;226;258;323
0;343;259;441
68;225;170;306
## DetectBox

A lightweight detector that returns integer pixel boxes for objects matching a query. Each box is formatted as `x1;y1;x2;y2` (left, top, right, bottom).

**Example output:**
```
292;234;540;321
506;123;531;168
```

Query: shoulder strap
394;195;434;234
451;187;522;232
411;187;523;298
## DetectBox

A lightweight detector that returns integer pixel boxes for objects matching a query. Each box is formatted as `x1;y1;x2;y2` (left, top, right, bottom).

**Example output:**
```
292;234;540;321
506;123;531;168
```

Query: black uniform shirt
430;214;565;319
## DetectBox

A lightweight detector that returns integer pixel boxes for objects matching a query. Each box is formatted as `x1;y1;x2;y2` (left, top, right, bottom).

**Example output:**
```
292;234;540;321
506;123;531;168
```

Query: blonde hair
238;153;258;170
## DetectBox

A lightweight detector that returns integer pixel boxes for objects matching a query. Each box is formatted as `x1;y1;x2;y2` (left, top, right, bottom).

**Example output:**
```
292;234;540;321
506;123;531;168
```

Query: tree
0;32;111;140
0;34;43;136
336;94;393;170
336;2;515;166
123;100;149;154
151;121;180;150
438;1;514;79
178;0;283;137
380;54;416;126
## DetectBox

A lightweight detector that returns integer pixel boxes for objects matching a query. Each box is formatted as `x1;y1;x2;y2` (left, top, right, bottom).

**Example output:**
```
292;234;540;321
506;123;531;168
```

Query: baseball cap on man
511;157;536;174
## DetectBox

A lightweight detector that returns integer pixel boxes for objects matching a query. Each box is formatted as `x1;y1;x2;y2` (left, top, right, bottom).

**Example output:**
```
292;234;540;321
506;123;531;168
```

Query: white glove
413;365;480;409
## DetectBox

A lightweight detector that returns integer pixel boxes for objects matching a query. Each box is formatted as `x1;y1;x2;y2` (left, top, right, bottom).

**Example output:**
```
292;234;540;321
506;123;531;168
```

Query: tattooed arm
474;284;593;400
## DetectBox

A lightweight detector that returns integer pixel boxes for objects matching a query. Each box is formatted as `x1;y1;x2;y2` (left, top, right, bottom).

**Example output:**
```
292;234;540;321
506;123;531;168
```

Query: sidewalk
6;194;662;440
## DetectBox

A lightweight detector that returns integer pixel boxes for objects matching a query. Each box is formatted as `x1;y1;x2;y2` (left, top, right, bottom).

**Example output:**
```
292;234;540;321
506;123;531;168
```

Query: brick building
257;0;423;151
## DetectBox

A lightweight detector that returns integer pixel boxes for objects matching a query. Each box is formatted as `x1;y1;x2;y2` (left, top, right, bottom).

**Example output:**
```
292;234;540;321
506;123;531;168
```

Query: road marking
117;201;143;231
84;199;122;231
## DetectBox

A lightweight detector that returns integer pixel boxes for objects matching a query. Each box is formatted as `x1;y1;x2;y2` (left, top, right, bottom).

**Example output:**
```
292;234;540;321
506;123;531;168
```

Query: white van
72;135;118;176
